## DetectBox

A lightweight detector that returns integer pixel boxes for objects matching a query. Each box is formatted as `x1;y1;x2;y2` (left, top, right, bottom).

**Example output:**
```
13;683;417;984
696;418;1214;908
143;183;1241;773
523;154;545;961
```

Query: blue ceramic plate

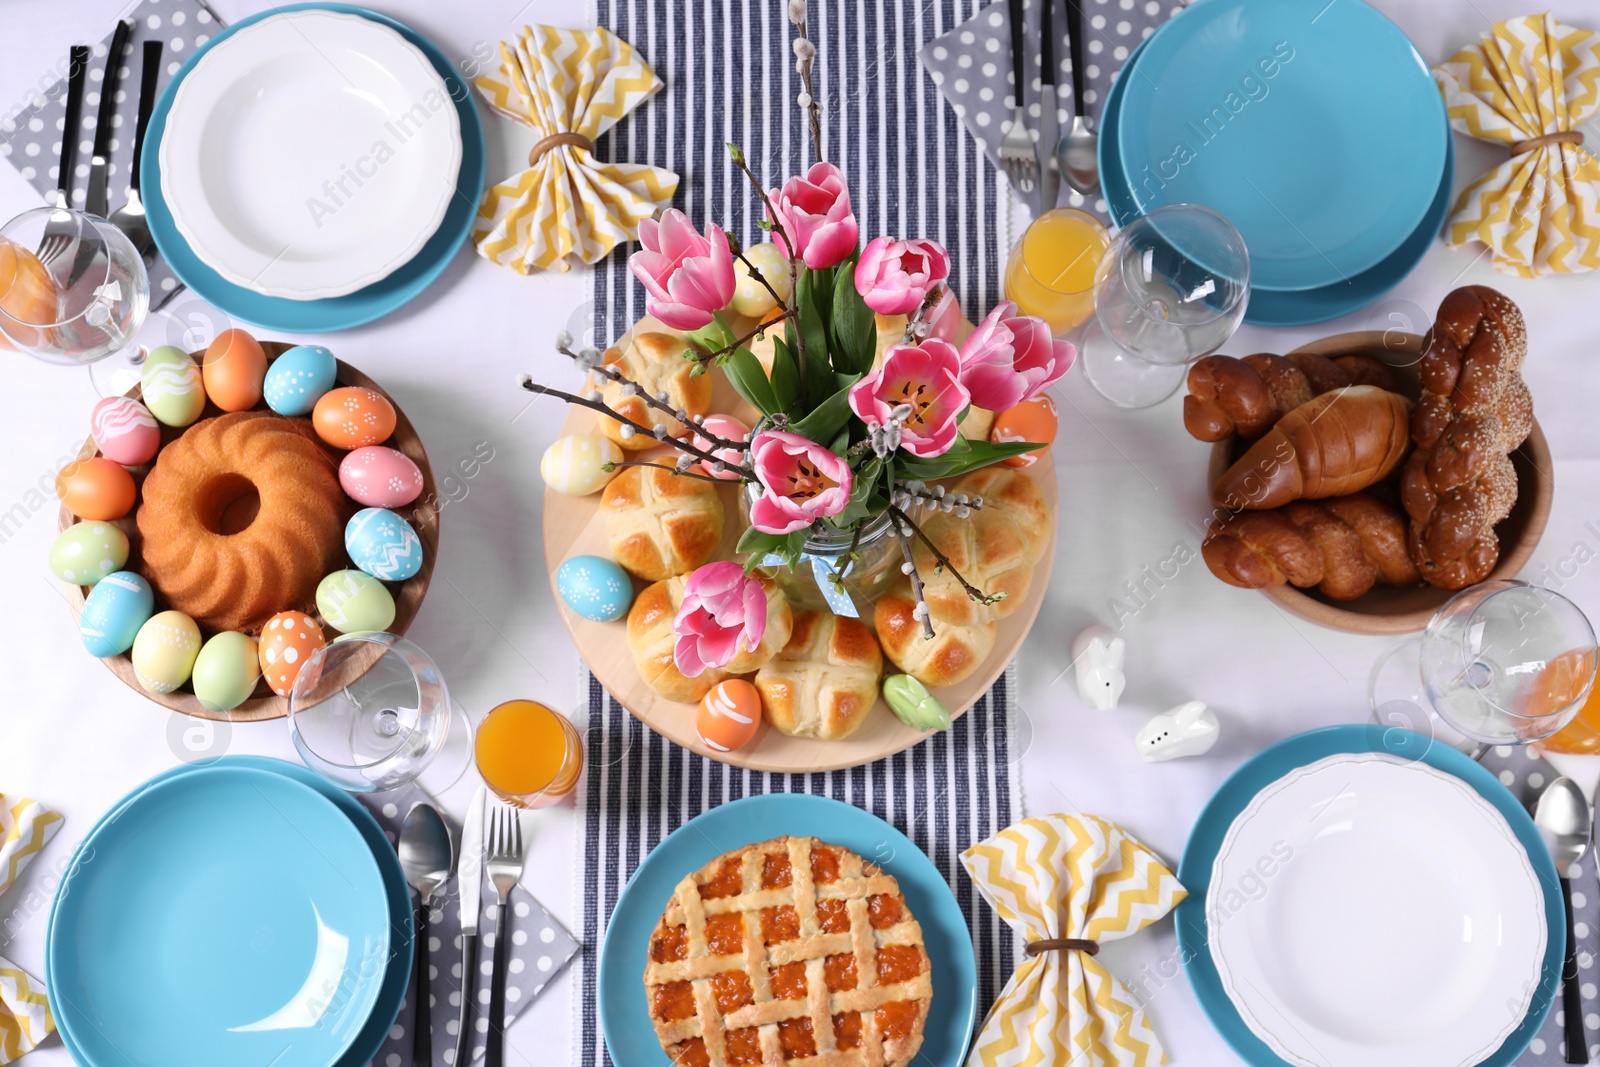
142;3;486;332
598;793;978;1065
48;763;398;1067
1100;37;1454;327
1177;726;1561;1067
1116;0;1447;291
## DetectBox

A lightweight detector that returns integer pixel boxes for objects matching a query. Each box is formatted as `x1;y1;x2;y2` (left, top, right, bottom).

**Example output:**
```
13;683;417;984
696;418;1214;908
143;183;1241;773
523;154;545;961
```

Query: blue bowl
1116;0;1447;291
597;792;978;1065
142;3;487;333
1176;725;1561;1067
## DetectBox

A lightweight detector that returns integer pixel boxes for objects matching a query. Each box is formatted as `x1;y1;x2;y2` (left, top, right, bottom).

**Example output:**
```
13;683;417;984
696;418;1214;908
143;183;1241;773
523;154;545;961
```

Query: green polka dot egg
49;522;130;587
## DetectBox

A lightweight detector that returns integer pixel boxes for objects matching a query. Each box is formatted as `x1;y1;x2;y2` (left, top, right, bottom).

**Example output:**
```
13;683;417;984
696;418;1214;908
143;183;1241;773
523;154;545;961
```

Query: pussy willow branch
891;520;937;641
553;342;746;452
790;11;824;161
892;481;983;514
730;148;808;405
684;309;796;368
602;460;727;484
889;504;1006;606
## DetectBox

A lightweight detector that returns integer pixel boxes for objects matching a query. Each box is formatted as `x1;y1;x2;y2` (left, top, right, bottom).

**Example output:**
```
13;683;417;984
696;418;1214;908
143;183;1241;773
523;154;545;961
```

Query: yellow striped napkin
961;813;1186;1067
1434;13;1600;276
472;25;679;274
0;796;61;1064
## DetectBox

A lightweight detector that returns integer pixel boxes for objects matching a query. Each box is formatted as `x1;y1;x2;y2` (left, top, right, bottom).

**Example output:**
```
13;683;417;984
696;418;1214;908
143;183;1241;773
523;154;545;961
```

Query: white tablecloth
2;1;1597;1064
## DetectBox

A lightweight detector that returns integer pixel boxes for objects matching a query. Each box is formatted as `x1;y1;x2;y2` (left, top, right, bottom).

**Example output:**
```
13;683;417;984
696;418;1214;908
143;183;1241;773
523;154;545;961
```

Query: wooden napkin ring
529;132;596;166
1025;938;1099;957
1510;130;1584;155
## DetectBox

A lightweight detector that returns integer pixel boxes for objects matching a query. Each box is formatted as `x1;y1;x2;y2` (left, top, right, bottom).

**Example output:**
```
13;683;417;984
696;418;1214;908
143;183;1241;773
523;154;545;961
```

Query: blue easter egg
263;345;338;416
80;570;154;657
344;507;424;581
556;555;633;622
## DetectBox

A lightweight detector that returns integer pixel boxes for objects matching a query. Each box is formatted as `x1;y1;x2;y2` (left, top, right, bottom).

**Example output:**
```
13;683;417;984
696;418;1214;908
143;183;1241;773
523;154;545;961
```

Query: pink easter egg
693;414;750;480
90;396;160;466
339;446;425;508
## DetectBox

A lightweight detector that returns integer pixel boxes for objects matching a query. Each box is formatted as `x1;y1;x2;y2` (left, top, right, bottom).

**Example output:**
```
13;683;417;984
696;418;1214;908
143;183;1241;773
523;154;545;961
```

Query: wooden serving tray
57;341;439;721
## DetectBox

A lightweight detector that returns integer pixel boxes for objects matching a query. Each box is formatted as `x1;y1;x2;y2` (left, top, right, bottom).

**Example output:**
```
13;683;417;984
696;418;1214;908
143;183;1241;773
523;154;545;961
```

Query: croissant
1203;492;1421;600
1184;351;1407;441
1212;385;1414;511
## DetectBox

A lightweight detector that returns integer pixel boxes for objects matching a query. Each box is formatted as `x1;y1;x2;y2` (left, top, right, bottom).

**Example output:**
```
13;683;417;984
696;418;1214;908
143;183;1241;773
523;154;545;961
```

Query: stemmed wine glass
0;206;150;397
1078;203;1251;408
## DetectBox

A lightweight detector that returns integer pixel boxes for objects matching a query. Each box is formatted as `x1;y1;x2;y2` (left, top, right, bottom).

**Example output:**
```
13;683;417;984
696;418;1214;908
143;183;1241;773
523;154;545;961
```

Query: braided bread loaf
1400;286;1533;589
1185;351;1406;441
1202;492;1420;600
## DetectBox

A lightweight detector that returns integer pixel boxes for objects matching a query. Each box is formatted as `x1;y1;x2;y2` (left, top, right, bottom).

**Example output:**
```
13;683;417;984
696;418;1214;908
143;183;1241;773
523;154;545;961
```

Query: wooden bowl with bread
1196;300;1551;634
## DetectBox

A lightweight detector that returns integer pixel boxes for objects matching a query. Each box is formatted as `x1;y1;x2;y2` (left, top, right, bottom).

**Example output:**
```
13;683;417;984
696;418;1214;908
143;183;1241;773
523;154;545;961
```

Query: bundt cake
136;412;349;633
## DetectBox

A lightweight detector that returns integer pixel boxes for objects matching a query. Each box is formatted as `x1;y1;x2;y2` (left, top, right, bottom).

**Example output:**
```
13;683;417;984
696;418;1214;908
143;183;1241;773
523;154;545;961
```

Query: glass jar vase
739;486;901;616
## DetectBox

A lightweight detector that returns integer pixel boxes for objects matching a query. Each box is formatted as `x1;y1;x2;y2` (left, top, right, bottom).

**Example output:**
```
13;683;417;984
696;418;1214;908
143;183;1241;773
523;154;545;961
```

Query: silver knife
84;19;134;219
455;786;486;1067
1038;0;1060;214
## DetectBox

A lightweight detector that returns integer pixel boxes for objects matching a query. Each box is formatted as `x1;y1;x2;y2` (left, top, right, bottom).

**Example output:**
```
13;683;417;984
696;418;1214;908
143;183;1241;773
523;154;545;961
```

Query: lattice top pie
644;835;933;1066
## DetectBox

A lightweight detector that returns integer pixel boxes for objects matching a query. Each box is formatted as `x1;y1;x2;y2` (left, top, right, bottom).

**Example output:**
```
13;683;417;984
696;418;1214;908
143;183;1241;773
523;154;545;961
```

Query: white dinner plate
159;9;462;300
1207;752;1546;1067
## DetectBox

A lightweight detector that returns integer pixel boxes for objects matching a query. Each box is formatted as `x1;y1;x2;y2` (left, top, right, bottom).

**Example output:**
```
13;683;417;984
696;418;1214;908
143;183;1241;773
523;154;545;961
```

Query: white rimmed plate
159;9;461;300
1208;752;1546;1067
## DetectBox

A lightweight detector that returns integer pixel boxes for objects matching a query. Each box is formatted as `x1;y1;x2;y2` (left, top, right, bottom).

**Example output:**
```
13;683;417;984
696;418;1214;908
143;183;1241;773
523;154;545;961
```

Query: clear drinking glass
474;699;585;809
0;207;150;396
1003;208;1110;336
1079;203;1250;408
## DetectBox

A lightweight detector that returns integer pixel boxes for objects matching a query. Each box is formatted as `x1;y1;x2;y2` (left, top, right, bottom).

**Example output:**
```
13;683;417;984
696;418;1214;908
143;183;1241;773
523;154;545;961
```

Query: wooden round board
539;321;1057;773
57;342;439;722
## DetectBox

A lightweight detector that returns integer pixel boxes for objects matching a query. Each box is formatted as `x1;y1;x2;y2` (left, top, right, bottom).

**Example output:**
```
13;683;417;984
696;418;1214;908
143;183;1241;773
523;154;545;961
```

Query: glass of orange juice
1003;208;1109;335
475;700;584;808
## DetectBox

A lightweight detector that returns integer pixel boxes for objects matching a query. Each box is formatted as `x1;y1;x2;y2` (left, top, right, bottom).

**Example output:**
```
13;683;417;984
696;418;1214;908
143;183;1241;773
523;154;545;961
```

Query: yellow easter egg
730;242;793;317
540;433;624;495
131;610;201;694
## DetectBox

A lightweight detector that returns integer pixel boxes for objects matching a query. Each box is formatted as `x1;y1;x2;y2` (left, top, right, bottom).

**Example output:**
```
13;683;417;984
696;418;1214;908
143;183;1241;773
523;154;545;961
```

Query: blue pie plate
1176;725;1561;1067
597;793;978;1065
142;3;486;332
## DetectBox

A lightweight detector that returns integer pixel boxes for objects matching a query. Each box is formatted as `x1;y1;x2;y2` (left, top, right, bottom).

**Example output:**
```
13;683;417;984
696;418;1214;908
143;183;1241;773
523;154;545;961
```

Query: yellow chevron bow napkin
0;796;61;1064
472;25;679;274
1434;13;1600;276
961;813;1186;1067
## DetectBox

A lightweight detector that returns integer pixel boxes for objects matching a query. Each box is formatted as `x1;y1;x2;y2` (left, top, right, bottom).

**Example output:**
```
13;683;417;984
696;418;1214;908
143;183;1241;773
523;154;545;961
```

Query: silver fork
484;803;525;1067
1000;0;1038;199
38;45;92;268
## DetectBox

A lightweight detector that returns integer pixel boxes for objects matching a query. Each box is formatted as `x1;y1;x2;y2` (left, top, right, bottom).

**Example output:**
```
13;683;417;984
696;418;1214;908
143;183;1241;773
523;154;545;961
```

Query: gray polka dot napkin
917;0;1179;218
359;787;579;1067
0;0;224;311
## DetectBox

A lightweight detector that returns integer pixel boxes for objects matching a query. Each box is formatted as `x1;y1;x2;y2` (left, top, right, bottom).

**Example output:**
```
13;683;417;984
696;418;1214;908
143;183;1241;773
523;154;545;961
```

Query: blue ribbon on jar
759;552;859;618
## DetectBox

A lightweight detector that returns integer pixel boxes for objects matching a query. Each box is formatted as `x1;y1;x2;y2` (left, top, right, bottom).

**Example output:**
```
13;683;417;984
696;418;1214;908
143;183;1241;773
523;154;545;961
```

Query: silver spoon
1534;777;1591;1065
400;802;454;1067
1054;0;1099;195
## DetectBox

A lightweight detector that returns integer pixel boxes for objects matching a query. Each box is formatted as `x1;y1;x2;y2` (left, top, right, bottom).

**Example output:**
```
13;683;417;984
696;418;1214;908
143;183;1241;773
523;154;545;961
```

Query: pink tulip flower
848;338;970;458
853;236;951;315
958;301;1076;411
748;430;853;535
628;208;737;331
766;162;859;270
672;562;769;677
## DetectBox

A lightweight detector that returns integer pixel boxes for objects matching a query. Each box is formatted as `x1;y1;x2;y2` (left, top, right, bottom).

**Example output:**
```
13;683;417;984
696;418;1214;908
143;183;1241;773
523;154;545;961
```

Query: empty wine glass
289;632;473;794
0;206;150;397
1370;580;1599;753
1079;203;1250;408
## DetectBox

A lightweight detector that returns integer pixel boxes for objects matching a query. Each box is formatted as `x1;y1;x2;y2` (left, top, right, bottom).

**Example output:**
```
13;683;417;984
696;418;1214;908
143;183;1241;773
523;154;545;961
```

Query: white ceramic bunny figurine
1071;625;1126;711
1136;701;1220;762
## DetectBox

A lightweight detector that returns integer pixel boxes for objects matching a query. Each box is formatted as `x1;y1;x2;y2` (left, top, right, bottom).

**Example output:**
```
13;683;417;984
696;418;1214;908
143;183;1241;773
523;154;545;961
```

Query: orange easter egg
989;395;1059;468
258;611;328;698
697;679;762;752
56;457;136;520
202;329;268;411
313;387;396;450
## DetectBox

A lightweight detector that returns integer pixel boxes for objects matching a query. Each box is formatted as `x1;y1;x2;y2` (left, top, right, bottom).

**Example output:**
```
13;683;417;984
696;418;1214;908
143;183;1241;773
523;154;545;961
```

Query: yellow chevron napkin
472;25;679;274
0;796;61;1064
961;813;1186;1067
1434;13;1600;276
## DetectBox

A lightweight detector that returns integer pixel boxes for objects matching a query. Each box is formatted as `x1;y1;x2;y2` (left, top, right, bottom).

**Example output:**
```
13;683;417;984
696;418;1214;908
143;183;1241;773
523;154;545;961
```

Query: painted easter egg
313;387;396;449
258;611;328;697
263;344;338;416
990;394;1059;468
730;242;793;317
79;570;153;657
49;522;129;586
697;679;762;751
340;446;424;508
140;346;206;427
882;673;951;731
55;457;136;520
201;329;268;411
692;414;750;480
89;396;159;465
540;433;623;496
130;610;201;694
556;555;633;622
191;631;261;713
316;570;396;634
345;508;424;581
